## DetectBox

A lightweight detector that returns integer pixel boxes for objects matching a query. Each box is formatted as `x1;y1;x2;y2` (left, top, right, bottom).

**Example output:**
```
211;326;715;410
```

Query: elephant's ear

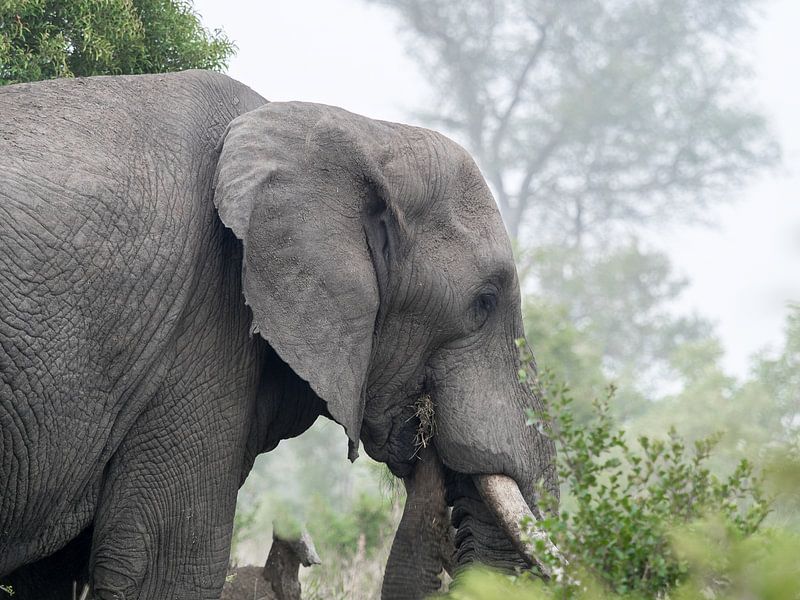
213;101;397;460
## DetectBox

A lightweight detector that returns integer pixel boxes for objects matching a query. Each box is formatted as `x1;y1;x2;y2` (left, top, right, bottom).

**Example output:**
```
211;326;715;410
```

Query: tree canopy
369;0;779;244
368;0;784;427
0;0;234;85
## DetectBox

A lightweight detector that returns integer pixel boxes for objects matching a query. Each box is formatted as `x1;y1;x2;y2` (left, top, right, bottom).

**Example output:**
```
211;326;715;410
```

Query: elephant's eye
472;291;497;327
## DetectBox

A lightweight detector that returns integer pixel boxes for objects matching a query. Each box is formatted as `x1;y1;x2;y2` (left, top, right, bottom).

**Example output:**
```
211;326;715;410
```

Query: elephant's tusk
473;473;566;580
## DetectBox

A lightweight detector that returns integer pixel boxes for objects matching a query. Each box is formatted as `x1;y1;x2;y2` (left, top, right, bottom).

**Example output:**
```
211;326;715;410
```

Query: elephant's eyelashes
471;291;498;328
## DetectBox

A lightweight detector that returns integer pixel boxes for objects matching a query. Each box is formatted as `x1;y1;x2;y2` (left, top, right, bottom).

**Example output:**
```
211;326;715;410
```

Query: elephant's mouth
370;388;563;598
408;394;562;576
444;465;562;577
381;440;563;600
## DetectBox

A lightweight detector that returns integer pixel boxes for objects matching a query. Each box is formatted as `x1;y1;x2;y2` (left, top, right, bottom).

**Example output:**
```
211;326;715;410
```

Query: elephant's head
213;102;559;596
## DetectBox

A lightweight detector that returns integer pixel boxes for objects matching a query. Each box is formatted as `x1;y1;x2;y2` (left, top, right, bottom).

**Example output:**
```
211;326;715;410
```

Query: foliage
0;0;234;85
520;241;714;425
522;254;799;481
521;242;712;381
443;567;553;600
522;295;608;422
631;338;765;470
368;0;778;243
230;497;261;558
0;584;12;596
764;438;800;530
303;494;401;600
307;490;397;558
671;517;800;600
440;350;787;599
529;368;768;596
444;522;800;599
631;307;800;482
230;421;401;599
751;304;800;438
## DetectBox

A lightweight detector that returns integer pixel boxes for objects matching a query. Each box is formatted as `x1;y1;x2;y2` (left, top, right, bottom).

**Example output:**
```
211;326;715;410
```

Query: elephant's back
0;71;264;358
0;71;258;387
0;71;265;571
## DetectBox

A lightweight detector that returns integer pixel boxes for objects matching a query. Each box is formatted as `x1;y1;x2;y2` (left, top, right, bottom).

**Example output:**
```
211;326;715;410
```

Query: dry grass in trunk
412;393;435;457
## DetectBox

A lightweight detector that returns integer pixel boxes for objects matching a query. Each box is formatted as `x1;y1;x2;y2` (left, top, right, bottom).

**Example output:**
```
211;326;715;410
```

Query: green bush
442;342;788;599
307;490;397;559
1;0;235;85
671;517;800;600
303;484;401;600
532;376;768;595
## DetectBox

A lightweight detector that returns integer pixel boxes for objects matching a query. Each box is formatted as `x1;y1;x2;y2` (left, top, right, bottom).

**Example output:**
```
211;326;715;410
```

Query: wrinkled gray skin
382;445;454;599
0;71;557;599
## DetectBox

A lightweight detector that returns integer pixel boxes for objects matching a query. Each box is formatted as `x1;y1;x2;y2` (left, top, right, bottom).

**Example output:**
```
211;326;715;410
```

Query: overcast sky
194;0;799;378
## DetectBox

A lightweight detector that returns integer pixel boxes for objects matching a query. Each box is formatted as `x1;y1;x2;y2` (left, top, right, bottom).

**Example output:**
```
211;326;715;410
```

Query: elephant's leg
2;527;91;600
89;387;247;600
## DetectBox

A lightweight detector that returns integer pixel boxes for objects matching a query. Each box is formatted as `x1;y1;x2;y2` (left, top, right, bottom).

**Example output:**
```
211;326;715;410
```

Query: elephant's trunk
473;474;565;579
381;446;453;600
381;454;565;599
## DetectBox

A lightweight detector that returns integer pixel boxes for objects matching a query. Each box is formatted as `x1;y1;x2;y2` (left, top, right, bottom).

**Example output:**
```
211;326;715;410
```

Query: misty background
188;0;798;594
1;0;796;596
194;0;799;376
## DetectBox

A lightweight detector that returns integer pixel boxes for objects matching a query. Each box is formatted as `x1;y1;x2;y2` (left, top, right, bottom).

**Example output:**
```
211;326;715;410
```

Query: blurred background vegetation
2;0;796;597
234;1;799;596
0;0;234;84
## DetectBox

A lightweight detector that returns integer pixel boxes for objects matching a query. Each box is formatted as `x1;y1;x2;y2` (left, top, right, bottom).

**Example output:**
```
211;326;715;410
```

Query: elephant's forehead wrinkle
409;202;513;290
386;128;486;215
411;226;515;301
384;129;512;278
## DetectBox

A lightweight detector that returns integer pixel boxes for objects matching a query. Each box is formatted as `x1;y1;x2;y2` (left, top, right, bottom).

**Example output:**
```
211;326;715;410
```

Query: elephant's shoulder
170;70;267;112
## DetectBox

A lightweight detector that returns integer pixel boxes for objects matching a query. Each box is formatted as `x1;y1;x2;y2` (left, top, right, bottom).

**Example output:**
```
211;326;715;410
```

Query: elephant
221;528;320;600
0;70;559;599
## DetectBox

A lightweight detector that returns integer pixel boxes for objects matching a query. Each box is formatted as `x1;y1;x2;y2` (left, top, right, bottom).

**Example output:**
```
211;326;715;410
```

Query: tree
0;0;234;85
515;240;714;427
523;241;711;379
630;307;800;477
750;304;800;437
370;0;784;452
368;0;778;244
